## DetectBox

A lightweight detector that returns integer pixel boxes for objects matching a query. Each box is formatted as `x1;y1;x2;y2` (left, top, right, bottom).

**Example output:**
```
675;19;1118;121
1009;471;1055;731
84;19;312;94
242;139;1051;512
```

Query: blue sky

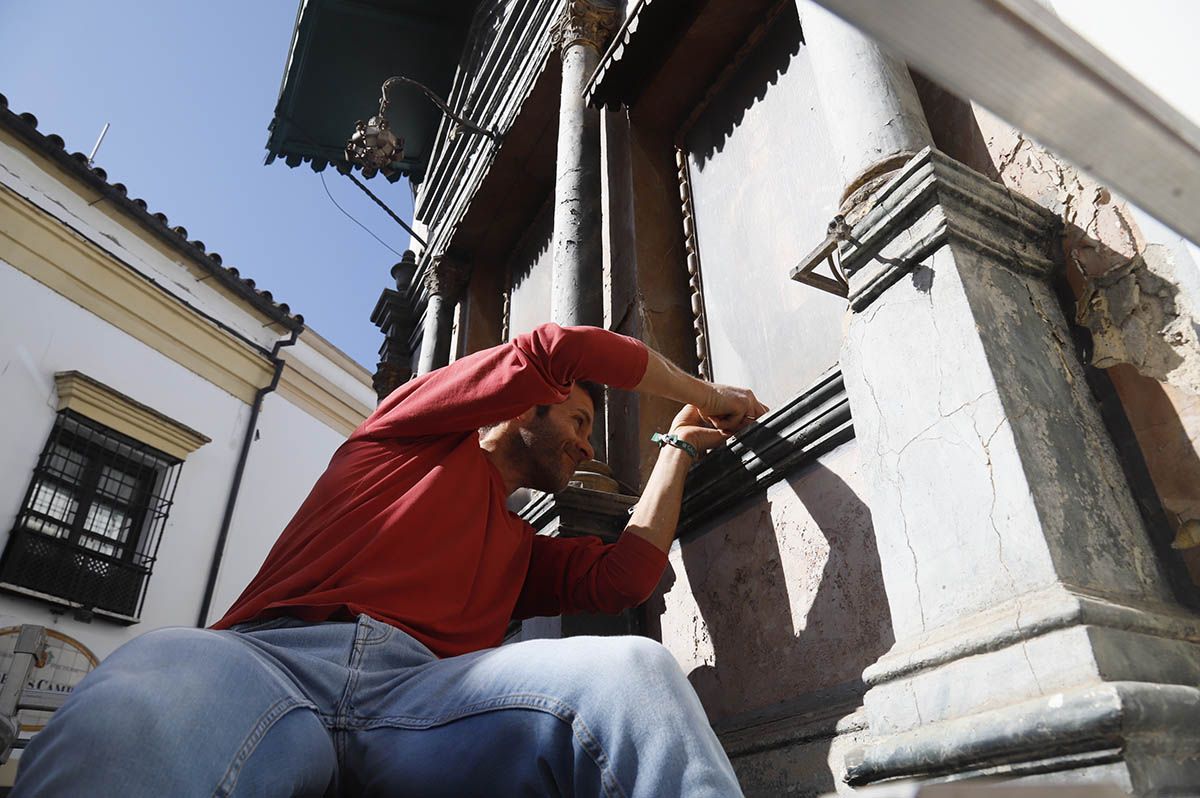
0;1;414;368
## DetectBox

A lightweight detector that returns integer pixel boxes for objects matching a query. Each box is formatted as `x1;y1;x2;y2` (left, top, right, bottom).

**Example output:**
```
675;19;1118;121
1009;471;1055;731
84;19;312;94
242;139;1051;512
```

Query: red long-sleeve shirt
212;324;666;658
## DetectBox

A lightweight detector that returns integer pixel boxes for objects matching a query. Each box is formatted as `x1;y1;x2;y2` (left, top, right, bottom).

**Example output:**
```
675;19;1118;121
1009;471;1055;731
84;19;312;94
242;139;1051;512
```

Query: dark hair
534;380;604;418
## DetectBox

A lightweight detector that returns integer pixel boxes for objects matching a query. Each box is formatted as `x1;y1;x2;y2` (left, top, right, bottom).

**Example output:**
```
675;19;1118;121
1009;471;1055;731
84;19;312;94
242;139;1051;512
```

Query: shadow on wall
685;3;801;170
915;74;1200;601
647;446;893;736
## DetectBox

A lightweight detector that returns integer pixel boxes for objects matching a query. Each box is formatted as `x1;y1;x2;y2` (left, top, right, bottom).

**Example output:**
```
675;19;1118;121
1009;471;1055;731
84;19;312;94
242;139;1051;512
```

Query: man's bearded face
517;385;595;493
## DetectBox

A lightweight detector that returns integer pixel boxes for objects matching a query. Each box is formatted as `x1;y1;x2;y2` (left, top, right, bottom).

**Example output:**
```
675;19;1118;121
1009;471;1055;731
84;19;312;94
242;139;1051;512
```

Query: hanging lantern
346;113;403;171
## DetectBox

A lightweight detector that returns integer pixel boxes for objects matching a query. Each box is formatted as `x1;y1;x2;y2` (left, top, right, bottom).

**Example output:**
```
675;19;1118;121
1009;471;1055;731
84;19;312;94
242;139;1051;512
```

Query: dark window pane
2;410;183;619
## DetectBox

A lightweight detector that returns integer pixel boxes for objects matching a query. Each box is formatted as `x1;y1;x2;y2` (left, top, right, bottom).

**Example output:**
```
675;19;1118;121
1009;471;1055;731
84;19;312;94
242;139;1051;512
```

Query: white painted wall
0;262;248;659
207;389;354;624
0;132;375;665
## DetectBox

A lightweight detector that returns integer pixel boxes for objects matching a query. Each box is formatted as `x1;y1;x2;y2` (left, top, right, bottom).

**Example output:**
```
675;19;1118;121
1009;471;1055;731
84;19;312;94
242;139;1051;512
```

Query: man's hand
668;404;731;455
697;384;768;434
634;349;767;431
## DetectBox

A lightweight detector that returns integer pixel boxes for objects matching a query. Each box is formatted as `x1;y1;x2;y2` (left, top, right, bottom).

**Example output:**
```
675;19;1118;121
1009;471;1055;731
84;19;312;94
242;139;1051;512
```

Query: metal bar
809;0;1200;247
0;625;47;763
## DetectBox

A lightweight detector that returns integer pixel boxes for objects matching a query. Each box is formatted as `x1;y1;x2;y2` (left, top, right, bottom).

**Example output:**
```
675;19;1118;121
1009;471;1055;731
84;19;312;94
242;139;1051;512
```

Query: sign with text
0;626;98;736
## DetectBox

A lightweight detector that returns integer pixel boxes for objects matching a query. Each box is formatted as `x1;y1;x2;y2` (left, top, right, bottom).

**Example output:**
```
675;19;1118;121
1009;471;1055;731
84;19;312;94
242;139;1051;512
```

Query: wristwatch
651;432;699;460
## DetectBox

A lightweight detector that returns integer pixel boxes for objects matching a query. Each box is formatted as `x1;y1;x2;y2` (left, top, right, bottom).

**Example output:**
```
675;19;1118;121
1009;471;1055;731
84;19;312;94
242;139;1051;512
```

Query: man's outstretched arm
624;404;737;553
634;349;767;433
512;402;760;619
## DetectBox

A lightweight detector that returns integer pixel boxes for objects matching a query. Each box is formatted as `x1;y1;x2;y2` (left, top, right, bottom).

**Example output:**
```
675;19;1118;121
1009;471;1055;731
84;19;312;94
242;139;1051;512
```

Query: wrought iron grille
1;411;182;619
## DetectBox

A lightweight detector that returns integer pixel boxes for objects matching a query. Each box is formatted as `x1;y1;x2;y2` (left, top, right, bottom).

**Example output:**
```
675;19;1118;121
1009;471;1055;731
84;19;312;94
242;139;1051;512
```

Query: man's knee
45;629;239;739
583;635;689;699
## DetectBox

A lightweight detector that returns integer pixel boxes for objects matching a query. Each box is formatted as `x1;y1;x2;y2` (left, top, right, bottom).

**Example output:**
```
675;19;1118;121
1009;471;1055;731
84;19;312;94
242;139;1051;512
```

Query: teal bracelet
651;432;699;460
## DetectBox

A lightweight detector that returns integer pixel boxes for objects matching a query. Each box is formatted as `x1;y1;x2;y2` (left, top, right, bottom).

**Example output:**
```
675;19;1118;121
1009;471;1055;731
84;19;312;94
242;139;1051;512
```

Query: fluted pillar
417;256;469;375
550;0;617;327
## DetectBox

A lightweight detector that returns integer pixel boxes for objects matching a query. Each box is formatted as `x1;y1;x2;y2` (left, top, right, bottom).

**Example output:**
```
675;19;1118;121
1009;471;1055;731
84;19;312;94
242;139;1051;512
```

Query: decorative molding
416;0;558;246
500;262;513;341
424;255;472;300
862;583;1200;689
843;681;1200;786
585;0;693;111
53;371;210;461
371;253;419;402
552;0;619;55
0;183;275;405
518;486;637;542
836;147;1061;313
277;354;373;437
674;148;712;381
809;0;1200;250
677;368;852;539
674;0;794;142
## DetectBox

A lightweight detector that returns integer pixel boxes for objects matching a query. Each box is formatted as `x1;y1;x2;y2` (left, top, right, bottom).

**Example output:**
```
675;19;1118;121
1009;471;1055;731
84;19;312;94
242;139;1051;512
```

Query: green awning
266;0;478;182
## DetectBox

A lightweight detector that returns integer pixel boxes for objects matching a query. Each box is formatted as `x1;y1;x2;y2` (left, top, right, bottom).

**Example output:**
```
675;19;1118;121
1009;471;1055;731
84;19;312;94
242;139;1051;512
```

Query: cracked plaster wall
915;80;1200;588
646;443;889;735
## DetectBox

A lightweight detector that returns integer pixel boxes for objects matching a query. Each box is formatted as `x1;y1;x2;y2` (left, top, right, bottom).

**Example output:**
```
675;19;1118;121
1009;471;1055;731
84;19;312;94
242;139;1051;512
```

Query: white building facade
0;94;376;776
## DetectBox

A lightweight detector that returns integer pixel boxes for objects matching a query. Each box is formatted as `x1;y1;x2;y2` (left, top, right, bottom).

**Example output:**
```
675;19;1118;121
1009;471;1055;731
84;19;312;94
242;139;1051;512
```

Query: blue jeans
13;615;743;797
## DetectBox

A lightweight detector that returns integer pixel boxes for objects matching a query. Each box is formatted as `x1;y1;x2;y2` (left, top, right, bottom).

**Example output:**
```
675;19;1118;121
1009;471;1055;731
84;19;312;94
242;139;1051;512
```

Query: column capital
424;256;471;301
552;0;618;56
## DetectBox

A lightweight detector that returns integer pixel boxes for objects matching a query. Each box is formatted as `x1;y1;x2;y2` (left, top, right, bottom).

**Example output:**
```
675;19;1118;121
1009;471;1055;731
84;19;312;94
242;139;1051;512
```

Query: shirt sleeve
512;532;669;619
355;323;649;441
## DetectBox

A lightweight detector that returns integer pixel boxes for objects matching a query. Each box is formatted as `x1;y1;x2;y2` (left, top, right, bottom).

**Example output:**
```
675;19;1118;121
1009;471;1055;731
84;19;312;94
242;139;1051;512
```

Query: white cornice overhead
809;0;1200;247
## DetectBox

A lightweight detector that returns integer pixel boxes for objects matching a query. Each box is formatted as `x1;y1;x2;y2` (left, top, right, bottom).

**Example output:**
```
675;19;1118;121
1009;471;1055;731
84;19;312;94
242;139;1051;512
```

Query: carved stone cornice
677;368;853;540
424;255;471;300
837;147;1061;312
552;0;618;56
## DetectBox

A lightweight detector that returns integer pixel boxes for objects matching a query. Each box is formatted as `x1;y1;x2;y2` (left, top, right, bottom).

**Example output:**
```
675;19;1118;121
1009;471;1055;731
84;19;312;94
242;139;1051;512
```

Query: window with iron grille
1;411;182;621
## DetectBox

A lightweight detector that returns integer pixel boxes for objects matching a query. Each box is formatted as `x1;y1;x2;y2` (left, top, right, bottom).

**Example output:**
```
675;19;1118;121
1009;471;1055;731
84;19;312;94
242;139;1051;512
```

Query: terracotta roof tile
0;91;303;328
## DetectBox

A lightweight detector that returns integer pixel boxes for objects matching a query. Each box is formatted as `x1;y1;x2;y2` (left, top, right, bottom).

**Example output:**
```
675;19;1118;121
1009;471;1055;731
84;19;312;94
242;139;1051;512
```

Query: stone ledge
715;679;867;759
519;485;637;542
863;583;1200;688
844;681;1200;786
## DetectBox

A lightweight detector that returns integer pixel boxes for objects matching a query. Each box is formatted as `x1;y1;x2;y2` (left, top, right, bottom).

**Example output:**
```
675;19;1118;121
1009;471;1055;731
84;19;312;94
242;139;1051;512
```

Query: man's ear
515;405;538;424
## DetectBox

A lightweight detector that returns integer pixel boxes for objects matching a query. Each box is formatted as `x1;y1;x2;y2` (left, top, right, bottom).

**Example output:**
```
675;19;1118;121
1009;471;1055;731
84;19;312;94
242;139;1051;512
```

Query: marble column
549;0;619;484
370;250;418;401
550;0;617;327
798;0;932;217
417;256;469;375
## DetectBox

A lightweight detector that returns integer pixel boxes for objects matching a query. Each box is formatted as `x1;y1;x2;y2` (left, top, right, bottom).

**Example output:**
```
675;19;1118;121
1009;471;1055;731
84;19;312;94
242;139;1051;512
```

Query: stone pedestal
511;486;641;641
370;251;417;401
838;148;1200;792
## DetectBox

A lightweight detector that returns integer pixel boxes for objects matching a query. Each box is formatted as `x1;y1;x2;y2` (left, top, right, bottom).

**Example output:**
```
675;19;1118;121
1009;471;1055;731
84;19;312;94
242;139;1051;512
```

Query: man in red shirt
15;323;765;797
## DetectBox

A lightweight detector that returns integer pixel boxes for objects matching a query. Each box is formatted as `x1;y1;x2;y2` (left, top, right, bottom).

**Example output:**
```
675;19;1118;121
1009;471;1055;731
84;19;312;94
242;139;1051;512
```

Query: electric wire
346;171;426;247
279;110;426;249
319;171;406;260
